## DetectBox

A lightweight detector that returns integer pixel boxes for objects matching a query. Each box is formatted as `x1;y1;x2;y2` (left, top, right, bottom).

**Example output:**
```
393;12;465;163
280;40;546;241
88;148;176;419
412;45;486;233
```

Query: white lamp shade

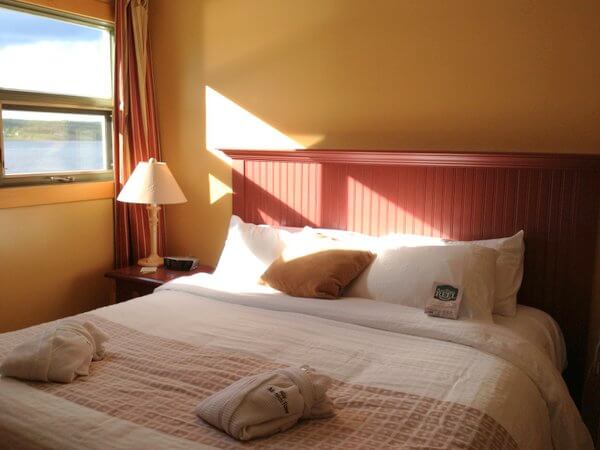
117;158;187;205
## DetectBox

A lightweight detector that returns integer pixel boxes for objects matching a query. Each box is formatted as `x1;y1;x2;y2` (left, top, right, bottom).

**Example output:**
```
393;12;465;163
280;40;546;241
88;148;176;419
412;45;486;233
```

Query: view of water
4;140;105;174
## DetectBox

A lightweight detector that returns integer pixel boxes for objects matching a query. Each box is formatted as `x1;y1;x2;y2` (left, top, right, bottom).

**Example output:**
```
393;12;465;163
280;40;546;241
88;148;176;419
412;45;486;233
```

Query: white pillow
312;226;524;317
279;231;355;258
301;226;443;250
446;231;524;317
377;232;445;248
346;245;498;322
214;216;288;283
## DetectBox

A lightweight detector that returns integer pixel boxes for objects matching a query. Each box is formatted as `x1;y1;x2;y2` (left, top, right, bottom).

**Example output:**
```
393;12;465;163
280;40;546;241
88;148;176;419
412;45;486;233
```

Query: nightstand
105;264;214;303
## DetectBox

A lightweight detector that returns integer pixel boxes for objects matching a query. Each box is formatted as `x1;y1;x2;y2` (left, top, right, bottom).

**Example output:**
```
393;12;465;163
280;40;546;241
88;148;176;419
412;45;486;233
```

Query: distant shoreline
3;119;103;141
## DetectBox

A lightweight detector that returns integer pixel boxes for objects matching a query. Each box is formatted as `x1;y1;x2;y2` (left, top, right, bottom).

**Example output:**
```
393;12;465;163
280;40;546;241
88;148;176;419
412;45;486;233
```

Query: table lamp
117;158;187;266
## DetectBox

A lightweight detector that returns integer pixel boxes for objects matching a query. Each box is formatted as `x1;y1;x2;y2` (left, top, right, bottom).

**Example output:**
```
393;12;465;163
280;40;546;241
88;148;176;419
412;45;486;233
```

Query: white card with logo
425;282;463;320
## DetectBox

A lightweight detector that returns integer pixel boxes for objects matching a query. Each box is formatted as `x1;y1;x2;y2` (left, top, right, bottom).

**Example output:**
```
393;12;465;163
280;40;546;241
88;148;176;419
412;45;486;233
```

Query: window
2;107;111;176
0;1;113;187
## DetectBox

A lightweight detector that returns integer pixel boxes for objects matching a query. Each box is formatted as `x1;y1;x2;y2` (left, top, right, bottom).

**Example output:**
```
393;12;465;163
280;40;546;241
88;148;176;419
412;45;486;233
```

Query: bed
1;149;599;449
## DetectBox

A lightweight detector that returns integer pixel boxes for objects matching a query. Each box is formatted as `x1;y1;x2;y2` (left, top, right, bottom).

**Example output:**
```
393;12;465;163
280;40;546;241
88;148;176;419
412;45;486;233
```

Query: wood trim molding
221;149;600;170
0;181;114;209
15;0;114;22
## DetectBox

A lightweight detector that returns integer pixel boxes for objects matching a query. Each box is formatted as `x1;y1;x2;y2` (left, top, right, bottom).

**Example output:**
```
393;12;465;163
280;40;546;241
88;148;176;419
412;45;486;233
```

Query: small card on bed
425;282;463;319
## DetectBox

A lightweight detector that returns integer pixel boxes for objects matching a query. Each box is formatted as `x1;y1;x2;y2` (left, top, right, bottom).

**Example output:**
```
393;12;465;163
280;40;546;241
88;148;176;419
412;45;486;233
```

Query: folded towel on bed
0;320;108;383
195;366;335;440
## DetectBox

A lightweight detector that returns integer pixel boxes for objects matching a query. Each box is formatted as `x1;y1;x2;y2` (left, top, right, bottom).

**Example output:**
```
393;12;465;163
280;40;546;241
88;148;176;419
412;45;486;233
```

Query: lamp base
138;254;164;267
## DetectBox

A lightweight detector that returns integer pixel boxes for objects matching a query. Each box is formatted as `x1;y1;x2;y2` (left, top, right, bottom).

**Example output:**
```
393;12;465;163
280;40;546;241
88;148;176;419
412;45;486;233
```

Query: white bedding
0;272;592;449
159;273;589;449
494;305;567;373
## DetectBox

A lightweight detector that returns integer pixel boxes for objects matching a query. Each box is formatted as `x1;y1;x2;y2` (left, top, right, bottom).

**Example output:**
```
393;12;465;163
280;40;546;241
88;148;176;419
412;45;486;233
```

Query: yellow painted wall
0;199;114;332
150;0;600;265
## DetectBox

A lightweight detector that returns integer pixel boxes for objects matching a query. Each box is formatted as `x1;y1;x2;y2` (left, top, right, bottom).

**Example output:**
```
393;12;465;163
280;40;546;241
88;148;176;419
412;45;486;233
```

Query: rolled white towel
196;366;335;440
0;320;108;383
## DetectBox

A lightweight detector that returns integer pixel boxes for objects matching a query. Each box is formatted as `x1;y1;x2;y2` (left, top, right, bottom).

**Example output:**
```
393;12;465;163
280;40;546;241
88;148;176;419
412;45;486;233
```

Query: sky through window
0;6;112;98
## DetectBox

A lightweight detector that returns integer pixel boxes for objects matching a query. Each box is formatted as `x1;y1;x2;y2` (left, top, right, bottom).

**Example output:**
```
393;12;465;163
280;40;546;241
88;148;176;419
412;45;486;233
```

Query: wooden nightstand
105;264;214;303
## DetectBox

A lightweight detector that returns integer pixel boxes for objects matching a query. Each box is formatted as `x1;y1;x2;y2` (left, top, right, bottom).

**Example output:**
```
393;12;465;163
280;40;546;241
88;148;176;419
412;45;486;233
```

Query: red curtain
113;0;166;268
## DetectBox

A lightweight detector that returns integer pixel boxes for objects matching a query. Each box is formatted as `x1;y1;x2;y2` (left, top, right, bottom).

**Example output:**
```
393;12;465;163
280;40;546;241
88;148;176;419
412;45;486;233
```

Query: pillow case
445;231;524;317
261;250;375;299
213;216;289;283
345;245;498;322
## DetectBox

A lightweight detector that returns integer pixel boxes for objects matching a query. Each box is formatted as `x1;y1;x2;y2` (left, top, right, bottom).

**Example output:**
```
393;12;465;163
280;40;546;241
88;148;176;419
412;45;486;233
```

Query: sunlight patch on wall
205;86;303;153
208;173;232;204
258;209;275;224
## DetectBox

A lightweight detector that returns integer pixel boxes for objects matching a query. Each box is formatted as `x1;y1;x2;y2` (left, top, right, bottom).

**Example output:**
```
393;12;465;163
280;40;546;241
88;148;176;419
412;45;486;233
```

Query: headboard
223;148;600;402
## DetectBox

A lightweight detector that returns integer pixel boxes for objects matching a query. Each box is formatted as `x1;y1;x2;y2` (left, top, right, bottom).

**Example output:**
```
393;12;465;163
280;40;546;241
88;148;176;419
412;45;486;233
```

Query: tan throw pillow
261;250;375;299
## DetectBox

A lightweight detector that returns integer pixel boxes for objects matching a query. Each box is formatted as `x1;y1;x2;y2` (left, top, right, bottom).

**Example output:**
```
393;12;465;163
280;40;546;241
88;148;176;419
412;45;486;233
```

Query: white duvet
0;272;593;449
159;274;592;449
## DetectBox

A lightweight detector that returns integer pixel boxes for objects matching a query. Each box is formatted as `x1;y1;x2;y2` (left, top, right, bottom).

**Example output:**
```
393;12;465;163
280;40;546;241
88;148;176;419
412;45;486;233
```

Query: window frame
0;0;114;188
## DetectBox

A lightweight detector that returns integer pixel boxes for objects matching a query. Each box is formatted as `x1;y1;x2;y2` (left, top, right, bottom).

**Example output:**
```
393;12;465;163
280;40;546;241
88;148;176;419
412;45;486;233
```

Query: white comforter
159;274;592;449
0;273;592;449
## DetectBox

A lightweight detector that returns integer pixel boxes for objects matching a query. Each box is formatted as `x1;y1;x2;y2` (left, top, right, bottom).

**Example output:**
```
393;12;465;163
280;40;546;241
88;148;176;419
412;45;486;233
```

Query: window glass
0;6;112;98
2;108;109;175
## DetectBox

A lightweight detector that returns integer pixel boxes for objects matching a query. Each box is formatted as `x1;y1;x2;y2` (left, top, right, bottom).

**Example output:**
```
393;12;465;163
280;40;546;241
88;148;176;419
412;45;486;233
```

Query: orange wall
0;199;114;332
149;0;600;265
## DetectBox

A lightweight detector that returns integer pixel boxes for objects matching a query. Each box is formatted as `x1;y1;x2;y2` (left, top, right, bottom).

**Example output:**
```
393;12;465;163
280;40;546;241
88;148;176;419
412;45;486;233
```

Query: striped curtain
113;0;165;268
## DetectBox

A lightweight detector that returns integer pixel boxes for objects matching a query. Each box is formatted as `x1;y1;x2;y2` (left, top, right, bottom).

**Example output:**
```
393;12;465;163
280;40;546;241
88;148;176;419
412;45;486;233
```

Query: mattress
0;273;592;449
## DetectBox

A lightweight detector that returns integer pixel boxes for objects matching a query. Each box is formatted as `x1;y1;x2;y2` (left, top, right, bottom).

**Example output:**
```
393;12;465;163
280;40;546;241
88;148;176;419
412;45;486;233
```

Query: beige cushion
261;249;374;299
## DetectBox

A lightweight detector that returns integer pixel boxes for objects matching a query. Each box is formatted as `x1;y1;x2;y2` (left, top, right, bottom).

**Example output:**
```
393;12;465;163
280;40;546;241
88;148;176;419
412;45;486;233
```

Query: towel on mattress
0;320;108;383
195;366;335;440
